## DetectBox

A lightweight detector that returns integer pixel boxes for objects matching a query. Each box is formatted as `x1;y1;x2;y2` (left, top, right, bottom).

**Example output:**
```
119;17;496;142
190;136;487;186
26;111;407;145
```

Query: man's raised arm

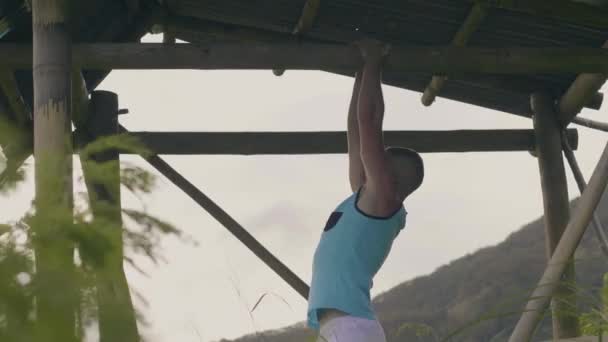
348;71;366;192
356;40;396;202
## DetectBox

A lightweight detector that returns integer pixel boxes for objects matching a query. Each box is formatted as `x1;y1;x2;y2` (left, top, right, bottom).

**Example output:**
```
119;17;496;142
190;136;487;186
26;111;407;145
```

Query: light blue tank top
307;188;406;330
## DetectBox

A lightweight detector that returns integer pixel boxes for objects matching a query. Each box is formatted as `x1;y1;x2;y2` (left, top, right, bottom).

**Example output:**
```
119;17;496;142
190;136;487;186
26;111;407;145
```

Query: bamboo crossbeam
508;135;608;342
421;4;487;106
105;129;579;155
1;43;608;73
558;41;608;125
119;125;310;299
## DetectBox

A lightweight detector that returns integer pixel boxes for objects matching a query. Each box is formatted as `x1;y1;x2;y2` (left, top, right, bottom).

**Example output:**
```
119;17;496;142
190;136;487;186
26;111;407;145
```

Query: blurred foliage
580;273;608;336
0;132;184;341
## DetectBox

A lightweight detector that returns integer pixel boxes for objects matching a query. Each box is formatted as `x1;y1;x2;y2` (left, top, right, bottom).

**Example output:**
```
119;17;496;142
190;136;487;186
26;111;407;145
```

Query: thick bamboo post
80;91;139;342
509;134;608;342
32;0;75;340
531;92;579;339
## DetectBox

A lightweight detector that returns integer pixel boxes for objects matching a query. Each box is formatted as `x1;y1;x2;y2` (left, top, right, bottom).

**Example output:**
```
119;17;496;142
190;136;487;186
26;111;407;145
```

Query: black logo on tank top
323;212;343;232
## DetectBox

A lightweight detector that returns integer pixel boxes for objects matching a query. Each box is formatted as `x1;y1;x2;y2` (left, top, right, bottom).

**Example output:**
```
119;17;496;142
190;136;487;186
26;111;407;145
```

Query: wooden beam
509;132;608;342
90;129;579;155
32;0;76;341
558;41;608;125
118;125;310;299
531;92;579;339
2;43;608;73
421;4;487;106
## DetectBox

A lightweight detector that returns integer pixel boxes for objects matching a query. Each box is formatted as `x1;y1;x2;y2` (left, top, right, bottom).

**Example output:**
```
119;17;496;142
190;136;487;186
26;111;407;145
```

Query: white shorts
317;316;387;342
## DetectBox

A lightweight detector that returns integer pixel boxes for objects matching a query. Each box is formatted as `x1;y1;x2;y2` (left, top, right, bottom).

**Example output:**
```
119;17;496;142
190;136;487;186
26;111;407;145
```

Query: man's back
307;188;406;330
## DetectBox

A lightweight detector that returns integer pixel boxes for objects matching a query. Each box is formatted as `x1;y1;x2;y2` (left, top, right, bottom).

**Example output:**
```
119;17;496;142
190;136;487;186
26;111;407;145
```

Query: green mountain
220;195;608;342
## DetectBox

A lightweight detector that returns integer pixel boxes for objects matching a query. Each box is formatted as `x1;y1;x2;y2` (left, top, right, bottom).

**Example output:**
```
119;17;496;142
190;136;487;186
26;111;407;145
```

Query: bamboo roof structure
2;1;608;341
0;0;607;119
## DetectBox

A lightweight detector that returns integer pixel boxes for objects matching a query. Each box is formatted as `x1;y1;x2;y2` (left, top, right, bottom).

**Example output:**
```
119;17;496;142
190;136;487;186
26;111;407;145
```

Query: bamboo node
36;99;68;120
32;0;68;26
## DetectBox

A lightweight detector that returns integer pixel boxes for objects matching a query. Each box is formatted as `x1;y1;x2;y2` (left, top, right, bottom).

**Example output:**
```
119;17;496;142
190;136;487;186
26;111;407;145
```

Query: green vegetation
0;131;182;342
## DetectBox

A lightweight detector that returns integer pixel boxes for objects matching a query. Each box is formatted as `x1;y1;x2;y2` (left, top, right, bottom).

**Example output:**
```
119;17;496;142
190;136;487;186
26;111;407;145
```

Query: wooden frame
1;43;608;73
72;129;580;155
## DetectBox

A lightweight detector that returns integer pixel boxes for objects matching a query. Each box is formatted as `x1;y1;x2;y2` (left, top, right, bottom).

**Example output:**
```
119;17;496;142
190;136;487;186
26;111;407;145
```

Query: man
307;40;425;342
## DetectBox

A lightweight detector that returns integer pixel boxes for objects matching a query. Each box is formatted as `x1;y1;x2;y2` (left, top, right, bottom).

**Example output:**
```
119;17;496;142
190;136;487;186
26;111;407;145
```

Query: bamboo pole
561;130;608;257
31;0;76;341
558;41;608;125
421;4;487;106
80;91;139;342
509;131;608;342
99;129;578;155
274;0;321;76
572;116;608;133
531;92;580;339
118;124;310;299
2;43;608;73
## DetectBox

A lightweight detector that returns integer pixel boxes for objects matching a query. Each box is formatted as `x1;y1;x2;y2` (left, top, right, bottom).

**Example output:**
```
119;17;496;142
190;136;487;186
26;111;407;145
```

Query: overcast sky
1;35;608;342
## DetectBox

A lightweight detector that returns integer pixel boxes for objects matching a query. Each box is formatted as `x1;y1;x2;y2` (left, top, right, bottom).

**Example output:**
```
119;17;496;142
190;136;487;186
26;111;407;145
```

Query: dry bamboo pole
558;41;608;125
509;130;608;342
572;116;608;133
2;43;608;73
31;0;76;341
80;91;139;342
421;4;487;106
561;130;608;257
531;92;579;339
273;0;321;76
118;125;310;299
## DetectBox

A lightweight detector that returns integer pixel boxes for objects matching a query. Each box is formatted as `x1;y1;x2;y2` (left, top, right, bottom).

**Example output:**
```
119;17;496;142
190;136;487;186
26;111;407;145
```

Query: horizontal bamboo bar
88;129;580;155
1;43;608;73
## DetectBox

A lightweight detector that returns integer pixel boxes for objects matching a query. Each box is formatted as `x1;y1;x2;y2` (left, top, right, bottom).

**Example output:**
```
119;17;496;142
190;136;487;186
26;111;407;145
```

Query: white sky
1;34;607;341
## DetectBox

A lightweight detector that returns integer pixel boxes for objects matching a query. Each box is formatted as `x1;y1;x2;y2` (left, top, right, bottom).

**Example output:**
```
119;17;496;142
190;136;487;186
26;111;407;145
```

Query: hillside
220;194;608;342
